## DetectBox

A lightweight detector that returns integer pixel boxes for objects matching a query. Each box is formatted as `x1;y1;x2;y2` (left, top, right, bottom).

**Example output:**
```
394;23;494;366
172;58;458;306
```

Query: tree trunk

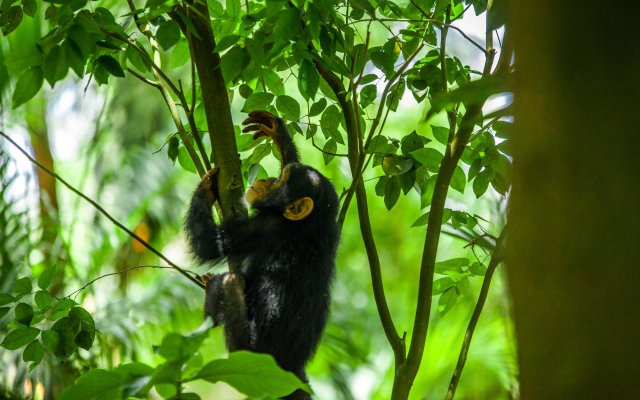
508;3;640;399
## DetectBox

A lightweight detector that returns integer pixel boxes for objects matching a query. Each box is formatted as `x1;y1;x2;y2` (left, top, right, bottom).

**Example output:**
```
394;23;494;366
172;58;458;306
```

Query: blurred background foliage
0;0;515;399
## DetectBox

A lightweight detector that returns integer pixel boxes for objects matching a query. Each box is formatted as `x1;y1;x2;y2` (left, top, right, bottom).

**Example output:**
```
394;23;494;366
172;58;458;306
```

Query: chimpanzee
184;111;339;399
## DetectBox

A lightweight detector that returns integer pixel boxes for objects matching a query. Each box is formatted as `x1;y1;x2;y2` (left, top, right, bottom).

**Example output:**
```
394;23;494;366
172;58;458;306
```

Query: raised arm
242;110;300;167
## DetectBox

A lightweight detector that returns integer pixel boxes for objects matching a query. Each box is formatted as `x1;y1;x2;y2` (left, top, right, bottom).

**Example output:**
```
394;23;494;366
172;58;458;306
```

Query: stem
181;1;247;234
445;225;508;400
0;131;204;289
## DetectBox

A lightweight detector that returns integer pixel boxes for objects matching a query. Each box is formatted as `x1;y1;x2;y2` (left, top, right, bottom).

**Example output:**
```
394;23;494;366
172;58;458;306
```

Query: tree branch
445;224;508;400
0;131;204;289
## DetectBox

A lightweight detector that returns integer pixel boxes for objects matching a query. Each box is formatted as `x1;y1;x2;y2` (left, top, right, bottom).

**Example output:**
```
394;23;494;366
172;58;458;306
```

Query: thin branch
310;136;349;157
342;18;487;54
66;265;200;299
445;224;508;400
127;67;160;88
0;131;205;289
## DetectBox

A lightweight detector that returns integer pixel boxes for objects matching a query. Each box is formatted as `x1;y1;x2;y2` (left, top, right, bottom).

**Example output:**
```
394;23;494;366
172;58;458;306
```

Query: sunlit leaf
450;165;466;194
12;67;43;109
194;351;309;398
58;370;125;400
298;59;319;100
438;287;458;316
276;95;300;121
1;327;40;350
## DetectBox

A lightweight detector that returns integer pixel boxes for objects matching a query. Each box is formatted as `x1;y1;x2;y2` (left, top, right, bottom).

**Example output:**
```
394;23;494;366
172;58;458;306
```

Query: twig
66;265;200;299
0;131;205;289
445;225;508;400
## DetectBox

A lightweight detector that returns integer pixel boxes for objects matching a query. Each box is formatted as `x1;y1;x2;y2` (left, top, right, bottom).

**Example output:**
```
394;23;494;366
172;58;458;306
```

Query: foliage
0;0;515;398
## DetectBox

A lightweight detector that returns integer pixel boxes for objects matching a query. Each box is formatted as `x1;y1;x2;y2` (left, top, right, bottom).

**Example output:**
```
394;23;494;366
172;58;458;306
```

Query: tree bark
185;2;247;238
508;3;640;398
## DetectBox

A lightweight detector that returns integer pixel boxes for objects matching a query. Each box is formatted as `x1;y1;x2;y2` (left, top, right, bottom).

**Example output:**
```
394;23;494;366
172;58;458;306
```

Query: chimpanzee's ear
283;197;314;221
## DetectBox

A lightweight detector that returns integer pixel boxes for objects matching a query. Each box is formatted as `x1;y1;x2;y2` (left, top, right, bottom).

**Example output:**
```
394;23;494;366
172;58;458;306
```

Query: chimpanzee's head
246;163;338;222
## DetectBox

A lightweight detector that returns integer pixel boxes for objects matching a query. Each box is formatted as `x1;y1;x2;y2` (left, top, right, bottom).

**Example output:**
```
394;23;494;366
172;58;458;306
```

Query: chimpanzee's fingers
242;123;264;133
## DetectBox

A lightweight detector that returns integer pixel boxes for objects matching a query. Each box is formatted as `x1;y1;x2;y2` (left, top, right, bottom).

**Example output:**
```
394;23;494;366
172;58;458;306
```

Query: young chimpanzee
184;111;339;399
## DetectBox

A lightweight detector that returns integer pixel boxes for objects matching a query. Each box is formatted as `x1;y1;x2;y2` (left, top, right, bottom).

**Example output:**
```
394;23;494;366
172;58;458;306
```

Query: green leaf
273;8;300;42
226;0;241;19
70;307;95;350
22;0;36;17
384;176;401;210
156;20;181;50
401;131;428;156
96;56;125;78
2;6;23;36
435;258;469;275
470;262;487;276
426;75;508;120
34;291;53;310
0;293;16;306
382;155;413;177
247;143;272;165
167;136;179;162
15;303;34;326
1;327;40;350
214;35;241;53
49;298;77;320
350;0;375;15
473;168;493;198
0;307;9;319
411;212;429;227
323;139;336;165
487;0;508;30
63;40;85;77
398;169;416;194
13;277;32;295
158;333;187;362
431;125;449;145
320;105;341;131
438;287;458;316
44;46;68;86
276;95;300;121
194;351;309;398
38;265;57;290
360;84;377;108
170;40;190;68
242;92;275;113
12;67;43;109
221;46;247;82
309;98;327;117
23;340;44;364
298;59;319;100
178;146;197;173
41;330;61;353
410;148;443;172
58;370;125;400
433;277;456;295
450;165;466;194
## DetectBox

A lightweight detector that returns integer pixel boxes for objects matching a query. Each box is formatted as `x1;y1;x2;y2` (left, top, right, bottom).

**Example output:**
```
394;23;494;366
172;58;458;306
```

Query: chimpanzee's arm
185;178;225;263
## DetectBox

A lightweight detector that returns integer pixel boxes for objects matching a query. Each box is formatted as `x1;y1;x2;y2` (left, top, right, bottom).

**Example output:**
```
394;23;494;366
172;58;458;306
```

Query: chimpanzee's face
245;165;292;206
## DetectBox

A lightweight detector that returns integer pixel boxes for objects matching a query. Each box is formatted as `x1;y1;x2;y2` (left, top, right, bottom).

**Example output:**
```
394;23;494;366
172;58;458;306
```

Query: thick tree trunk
508;3;640;399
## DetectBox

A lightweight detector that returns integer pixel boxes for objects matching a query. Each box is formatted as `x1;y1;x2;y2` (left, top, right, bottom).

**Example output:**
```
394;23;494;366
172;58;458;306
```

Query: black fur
185;116;339;397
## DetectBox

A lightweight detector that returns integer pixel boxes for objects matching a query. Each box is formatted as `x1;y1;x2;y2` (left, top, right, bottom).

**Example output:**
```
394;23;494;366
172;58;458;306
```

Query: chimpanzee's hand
242;110;281;141
199;167;219;206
